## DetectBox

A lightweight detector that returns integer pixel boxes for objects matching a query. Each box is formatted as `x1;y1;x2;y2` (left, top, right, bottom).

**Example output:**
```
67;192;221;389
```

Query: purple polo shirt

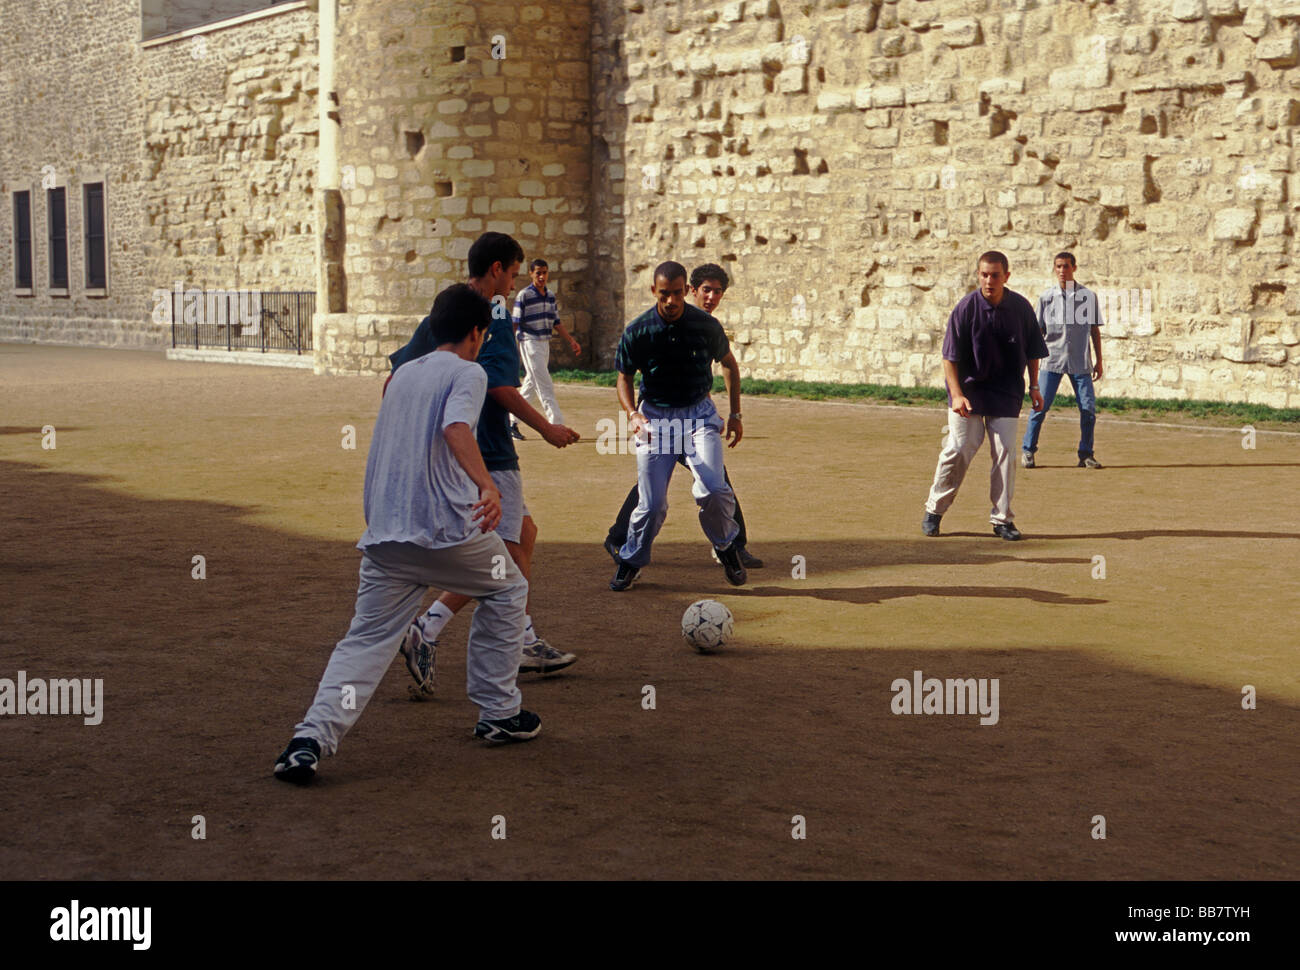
941;287;1048;418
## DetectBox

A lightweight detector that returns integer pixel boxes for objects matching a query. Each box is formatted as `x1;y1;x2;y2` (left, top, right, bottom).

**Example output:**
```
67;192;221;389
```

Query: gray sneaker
1078;455;1103;469
519;638;577;674
1021;451;1035;468
398;621;437;700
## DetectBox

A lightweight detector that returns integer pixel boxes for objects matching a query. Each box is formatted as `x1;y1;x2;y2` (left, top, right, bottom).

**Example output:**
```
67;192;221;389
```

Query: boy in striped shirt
510;259;581;439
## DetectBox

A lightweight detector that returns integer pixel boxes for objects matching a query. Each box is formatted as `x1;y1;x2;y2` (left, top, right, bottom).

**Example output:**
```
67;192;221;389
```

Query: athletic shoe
1078;455;1103;469
398;620;437;700
716;542;747;586
922;512;942;537
603;537;622;563
519;638;578;674
711;544;765;569
473;709;542;743
273;737;321;785
510;424;526;441
1021;451;1035;468
610;561;640;591
993;523;1022;541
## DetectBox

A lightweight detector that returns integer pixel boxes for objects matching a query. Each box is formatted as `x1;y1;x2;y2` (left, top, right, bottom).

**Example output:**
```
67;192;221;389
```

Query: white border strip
141;1;312;48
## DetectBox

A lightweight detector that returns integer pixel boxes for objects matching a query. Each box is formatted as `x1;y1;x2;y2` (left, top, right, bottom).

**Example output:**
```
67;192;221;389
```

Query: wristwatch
729;413;743;420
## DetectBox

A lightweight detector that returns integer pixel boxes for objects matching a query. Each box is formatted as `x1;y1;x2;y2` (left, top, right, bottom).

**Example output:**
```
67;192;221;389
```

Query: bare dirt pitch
1;344;1296;880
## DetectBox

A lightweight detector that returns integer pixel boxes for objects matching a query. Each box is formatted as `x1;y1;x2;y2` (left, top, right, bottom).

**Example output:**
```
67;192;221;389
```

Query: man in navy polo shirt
922;250;1047;541
609;260;747;590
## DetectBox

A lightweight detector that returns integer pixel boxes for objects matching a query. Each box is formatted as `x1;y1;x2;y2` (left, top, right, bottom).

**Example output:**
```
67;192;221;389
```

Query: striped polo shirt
511;283;559;337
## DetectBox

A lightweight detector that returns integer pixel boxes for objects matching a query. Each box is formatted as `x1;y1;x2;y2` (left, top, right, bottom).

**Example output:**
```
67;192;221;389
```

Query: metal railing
169;290;315;354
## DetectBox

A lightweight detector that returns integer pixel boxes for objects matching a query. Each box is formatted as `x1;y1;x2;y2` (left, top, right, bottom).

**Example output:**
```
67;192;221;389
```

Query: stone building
2;0;1299;406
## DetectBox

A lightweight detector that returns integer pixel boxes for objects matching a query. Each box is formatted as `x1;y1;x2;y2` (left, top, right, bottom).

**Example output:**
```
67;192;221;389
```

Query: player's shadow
1032;528;1300;541
1031;461;1300;469
739;584;1107;606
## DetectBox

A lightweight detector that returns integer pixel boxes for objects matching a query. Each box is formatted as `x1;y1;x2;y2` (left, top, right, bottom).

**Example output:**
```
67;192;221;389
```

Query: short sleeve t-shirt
358;350;487;551
941;288;1048;418
1037;282;1102;374
614;304;730;408
474;314;523;472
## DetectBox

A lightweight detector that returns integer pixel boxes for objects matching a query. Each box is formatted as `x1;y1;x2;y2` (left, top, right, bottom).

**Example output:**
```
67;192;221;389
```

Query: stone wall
142;5;319;295
591;0;1300;407
0;1;154;347
317;0;593;376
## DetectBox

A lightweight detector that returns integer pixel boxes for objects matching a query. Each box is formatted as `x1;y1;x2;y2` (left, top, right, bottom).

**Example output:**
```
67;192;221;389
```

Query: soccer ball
681;599;734;653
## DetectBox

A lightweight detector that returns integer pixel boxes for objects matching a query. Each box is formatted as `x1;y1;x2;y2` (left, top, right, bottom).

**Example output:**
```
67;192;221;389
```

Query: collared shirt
1037;282;1102;374
512;283;559;337
941;287;1048;418
615;304;730;408
358;351;487;551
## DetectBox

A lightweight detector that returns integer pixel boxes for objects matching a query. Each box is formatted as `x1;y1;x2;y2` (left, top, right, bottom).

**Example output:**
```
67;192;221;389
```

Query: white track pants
295;533;528;755
517;335;564;424
925;412;1019;525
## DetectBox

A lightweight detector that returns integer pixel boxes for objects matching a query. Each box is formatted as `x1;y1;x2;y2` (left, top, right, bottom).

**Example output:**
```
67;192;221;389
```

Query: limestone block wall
142;6;319;296
593;0;1300;407
0;1;154;348
318;0;592;376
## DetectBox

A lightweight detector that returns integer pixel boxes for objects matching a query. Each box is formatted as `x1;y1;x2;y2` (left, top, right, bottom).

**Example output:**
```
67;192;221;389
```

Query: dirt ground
0;344;1296;880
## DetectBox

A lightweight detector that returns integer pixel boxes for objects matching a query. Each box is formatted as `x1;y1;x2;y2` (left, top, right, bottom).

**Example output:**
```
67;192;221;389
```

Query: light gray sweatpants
295;533;528;756
925;412;1019;525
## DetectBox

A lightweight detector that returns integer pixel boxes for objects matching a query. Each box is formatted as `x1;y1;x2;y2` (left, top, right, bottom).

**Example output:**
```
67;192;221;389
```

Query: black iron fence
169;289;315;354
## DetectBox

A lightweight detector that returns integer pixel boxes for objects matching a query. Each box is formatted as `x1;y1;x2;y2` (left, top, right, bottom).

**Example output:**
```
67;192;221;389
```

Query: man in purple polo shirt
922;250;1048;541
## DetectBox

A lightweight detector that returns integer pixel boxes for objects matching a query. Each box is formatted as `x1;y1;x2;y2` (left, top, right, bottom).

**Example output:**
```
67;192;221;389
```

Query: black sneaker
610;561;641;591
473;709;541;743
510;425;526;441
716;543;747;586
273;737;321;785
1021;451;1035;468
922;512;942;537
993;523;1022;541
738;545;764;569
603;537;622;563
1078;455;1103;469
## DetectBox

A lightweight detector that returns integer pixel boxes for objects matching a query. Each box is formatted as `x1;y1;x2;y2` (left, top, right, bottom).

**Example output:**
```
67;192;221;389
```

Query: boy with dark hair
1022;251;1105;468
273;284;539;784
922;250;1047;541
391;234;582;701
509;258;582;440
604;262;762;569
608;261;748;591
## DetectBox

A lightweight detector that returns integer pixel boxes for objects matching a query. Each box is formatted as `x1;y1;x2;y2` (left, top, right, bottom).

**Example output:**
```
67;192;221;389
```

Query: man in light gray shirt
273;284;541;786
1022;251;1105;469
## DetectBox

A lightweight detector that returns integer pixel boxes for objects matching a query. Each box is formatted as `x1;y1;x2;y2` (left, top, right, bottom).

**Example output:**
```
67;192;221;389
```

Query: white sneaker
519;638;577;674
398;621;437;699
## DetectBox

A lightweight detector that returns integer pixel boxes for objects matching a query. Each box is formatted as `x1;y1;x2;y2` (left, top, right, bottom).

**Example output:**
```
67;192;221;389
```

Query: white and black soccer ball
681;599;734;653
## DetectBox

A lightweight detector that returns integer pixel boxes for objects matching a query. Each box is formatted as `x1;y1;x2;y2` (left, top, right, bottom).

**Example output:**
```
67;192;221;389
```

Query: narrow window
84;183;106;289
48;186;68;289
13;191;32;289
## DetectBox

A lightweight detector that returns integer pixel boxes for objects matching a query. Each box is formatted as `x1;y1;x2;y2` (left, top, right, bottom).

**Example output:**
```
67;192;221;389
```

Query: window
47;186;68;290
13;191;32;290
84;183;106;290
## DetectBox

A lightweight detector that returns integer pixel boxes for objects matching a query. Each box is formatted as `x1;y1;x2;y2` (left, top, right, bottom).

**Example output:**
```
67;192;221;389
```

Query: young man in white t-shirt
273;284;541;785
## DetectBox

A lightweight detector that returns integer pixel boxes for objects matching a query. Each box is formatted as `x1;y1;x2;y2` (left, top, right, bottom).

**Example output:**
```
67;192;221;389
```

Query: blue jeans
1022;370;1096;458
618;398;739;568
